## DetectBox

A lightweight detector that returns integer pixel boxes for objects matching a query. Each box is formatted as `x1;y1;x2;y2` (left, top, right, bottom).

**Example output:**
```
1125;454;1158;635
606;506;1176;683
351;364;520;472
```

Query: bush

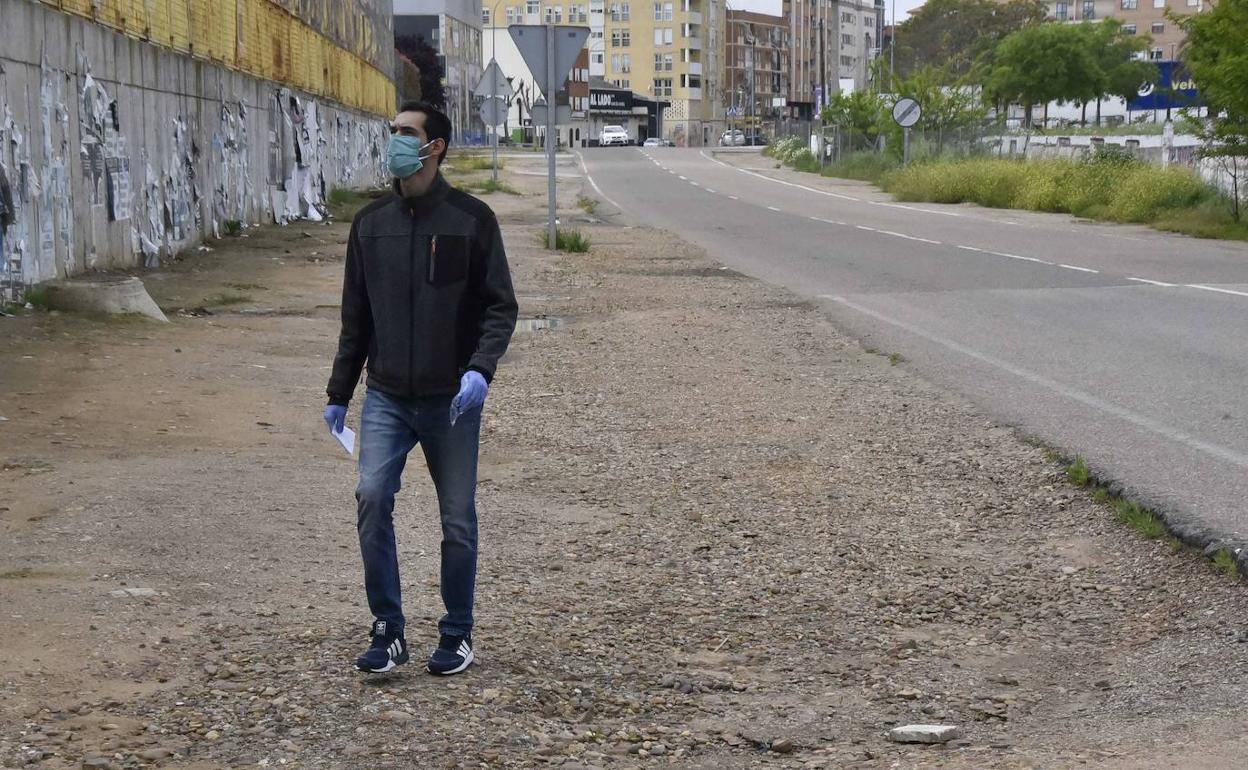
882;156;1227;236
820;152;900;183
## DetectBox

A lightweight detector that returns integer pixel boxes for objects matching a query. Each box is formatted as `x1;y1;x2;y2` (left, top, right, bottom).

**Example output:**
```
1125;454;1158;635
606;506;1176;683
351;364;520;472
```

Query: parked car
599;125;632;147
642;137;667;147
744;133;770;146
719;129;746;147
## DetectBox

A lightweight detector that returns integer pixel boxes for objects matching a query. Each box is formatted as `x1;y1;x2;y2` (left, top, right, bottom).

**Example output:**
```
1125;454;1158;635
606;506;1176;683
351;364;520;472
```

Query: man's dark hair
398;100;452;164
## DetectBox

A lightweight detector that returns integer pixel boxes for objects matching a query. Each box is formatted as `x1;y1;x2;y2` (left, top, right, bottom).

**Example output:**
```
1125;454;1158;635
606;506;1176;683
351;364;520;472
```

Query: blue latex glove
324;404;347;434
450;371;488;425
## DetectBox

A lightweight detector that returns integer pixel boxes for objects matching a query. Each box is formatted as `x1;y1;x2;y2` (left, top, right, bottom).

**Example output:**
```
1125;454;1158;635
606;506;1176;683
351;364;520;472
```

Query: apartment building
1047;0;1207;60
785;0;882;117
602;0;728;145
726;10;790;136
395;0;485;142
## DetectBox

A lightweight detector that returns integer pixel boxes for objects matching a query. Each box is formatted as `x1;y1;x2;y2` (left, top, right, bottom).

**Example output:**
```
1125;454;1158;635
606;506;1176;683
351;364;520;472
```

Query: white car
599;125;632;146
642;137;667;147
719;129;745;147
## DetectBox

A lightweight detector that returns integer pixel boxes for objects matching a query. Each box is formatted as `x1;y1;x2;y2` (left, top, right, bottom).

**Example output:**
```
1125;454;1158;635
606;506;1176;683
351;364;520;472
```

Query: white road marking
1127;277;1177;287
573;151;626;213
699;150;861;202
829;295;1248;471
691;181;701;187
1186;284;1248;298
880;230;942;245
870;201;964;219
679;175;688;180
957;245;983;252
728;195;739;200
767;205;781;212
1059;264;1100;274
705;188;716;194
990;251;1051;265
856;225;877;232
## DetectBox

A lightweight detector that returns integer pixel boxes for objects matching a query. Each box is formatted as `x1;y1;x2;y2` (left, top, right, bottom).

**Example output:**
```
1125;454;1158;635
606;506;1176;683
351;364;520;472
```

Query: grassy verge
879;157;1248;241
1052;451;1241;580
764;136;1248;241
454;154;505;172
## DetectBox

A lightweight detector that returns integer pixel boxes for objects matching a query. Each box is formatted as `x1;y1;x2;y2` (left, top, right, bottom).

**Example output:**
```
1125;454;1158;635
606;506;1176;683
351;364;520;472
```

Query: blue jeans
356;388;481;638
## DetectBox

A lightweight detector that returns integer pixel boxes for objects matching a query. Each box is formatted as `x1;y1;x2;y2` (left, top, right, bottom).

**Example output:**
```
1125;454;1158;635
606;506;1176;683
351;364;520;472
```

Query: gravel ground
2;156;1248;769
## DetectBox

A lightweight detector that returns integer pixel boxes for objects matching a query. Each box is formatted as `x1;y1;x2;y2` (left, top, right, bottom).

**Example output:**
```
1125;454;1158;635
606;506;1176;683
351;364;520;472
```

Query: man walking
324;101;518;676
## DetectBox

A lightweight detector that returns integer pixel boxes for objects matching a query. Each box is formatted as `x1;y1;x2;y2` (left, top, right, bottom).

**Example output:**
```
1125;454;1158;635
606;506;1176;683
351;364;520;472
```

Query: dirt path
2;156;1247;769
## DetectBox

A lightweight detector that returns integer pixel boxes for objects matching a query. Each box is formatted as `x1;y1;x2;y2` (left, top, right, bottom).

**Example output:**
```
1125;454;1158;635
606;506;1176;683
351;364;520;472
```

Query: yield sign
474;59;513;100
508;25;590;98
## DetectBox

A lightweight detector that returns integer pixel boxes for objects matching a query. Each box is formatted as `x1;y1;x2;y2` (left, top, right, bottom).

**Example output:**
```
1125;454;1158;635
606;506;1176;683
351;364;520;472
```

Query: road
580;146;1248;547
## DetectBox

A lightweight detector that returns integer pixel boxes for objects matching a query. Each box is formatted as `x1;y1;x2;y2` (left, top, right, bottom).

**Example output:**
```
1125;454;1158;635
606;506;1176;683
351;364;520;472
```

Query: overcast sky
733;0;926;22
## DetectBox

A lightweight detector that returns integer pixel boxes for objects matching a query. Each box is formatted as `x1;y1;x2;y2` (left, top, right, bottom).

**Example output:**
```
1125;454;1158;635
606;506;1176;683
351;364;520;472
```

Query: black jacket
327;174;518;405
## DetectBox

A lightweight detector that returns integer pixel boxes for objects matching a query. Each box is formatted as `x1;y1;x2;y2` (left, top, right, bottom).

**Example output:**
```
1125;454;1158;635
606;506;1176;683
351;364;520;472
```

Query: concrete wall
0;1;391;302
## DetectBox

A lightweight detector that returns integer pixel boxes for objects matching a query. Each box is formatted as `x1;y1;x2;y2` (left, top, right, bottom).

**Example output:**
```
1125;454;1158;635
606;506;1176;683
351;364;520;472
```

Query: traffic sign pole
491;64;499;183
547;23;558;250
904;127;911;167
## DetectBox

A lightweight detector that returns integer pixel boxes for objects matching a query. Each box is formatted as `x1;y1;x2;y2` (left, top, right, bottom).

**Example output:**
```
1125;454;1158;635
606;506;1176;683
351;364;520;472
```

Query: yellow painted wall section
35;0;395;116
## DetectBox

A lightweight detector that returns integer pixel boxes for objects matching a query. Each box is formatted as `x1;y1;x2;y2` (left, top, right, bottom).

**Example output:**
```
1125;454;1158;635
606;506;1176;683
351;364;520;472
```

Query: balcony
688;61;702;75
685;36;702;49
687;87;703;100
686;11;703;24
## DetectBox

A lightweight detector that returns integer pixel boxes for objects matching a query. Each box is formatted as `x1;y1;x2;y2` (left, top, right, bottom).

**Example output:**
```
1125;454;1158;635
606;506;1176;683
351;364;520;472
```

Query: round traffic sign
892;97;922;128
479;96;507;127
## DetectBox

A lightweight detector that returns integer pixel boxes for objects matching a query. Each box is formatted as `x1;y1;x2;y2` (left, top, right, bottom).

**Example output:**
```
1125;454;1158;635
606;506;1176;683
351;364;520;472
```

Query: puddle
515;316;565;333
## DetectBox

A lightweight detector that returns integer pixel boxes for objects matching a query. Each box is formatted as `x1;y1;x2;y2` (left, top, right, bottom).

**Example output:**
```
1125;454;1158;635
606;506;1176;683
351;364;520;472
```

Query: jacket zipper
409;209;417;393
428;235;438;282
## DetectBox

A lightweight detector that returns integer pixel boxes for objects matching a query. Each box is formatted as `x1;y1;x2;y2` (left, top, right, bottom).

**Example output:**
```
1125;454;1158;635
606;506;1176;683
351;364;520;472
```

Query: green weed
473;178;520;196
1114;499;1166;539
457;155;504;171
888;352;905;365
1066;455;1091;487
540;228;591;252
577;195;599;214
224;220;243;236
820;152;901;183
23;288;52;309
1213;548;1240;579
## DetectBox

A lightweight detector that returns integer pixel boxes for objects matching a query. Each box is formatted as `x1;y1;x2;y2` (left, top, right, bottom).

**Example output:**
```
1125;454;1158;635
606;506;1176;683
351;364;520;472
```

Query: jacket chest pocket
427;235;470;286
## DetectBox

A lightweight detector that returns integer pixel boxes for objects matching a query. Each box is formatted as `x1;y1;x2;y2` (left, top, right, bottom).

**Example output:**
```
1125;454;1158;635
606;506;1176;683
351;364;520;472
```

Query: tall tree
1084;20;1154;125
395;34;446;108
986;23;1099;127
889;0;1048;80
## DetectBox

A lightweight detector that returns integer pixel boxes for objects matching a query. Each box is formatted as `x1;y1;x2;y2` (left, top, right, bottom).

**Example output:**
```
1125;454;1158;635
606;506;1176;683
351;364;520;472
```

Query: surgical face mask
387;135;436;179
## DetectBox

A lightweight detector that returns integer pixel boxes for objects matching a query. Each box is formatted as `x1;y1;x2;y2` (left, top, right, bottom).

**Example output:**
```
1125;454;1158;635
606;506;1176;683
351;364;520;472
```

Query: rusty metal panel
59;0;93;17
120;0;150;39
168;0;191;52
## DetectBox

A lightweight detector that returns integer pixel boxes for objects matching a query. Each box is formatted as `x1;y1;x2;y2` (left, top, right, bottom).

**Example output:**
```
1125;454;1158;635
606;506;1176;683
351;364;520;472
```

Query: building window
1150;47;1163;59
609;2;630;20
506;7;517;23
840;11;854;23
1151;21;1164;33
841;33;853;45
1082;0;1095;18
654;2;673;20
654;52;673;70
1153;0;1165;5
527;0;539;13
654;77;672;97
545;6;563;22
841;55;854;66
482;8;490;24
1055;2;1068;19
1123;23;1136;33
655;27;673;45
611;29;631;46
592;51;604;64
1121;0;1138;8
622;54;631;71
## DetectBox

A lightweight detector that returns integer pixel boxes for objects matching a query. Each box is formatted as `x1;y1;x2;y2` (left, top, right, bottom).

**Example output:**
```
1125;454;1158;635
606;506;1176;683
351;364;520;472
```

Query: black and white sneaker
355;620;408;673
426;634;474;675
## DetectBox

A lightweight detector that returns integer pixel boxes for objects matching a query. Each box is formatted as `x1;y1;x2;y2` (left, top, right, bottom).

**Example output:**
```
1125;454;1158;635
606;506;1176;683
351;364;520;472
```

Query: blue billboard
1127;61;1201;112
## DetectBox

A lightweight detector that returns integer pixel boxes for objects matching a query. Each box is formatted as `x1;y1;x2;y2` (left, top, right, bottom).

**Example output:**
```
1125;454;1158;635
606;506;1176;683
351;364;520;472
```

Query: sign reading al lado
1127;61;1201;112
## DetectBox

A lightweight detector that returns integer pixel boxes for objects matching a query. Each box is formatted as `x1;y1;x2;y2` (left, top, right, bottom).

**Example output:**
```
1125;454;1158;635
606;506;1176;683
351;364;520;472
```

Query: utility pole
889;0;895;86
818;17;826;115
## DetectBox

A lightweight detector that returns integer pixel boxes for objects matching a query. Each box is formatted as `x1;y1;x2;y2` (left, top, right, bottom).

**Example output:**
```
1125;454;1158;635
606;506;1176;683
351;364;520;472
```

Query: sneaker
355;620;408;673
426;634;474;675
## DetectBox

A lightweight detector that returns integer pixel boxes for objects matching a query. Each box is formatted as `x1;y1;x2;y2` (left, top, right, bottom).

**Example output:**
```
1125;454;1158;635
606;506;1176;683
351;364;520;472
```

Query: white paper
331;426;355;456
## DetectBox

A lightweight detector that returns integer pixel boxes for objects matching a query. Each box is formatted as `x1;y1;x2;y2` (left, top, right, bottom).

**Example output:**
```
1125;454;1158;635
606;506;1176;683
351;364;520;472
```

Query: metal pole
546;23;558;250
492;8;499;183
890;0;895;85
903;126;910;166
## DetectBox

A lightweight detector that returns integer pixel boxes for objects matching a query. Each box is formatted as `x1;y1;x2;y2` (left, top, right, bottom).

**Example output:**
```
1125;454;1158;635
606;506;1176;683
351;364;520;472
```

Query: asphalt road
579;146;1248;547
